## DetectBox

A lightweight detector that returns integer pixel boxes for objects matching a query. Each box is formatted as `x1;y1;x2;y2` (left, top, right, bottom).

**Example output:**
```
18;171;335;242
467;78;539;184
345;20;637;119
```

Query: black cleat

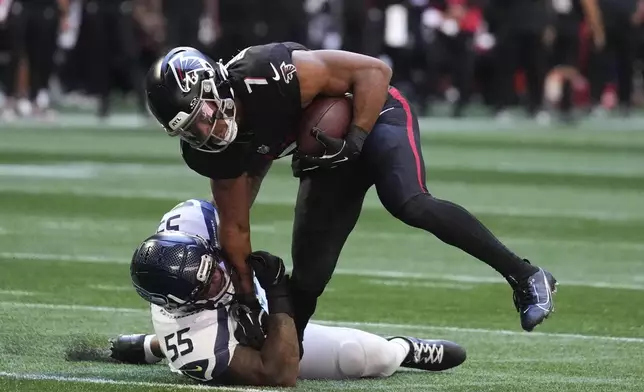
509;267;557;332
388;337;466;371
109;334;151;365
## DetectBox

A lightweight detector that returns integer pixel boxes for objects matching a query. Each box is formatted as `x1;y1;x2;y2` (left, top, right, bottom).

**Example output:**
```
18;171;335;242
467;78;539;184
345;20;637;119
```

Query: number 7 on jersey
244;77;268;93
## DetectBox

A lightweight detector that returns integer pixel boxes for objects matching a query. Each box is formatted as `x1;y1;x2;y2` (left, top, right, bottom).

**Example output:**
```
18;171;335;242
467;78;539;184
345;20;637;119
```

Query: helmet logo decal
168;53;214;93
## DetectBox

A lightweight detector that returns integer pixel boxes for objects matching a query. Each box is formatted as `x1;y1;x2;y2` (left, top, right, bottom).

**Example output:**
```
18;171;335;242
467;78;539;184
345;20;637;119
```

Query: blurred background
1;2;644;390
2;0;644;124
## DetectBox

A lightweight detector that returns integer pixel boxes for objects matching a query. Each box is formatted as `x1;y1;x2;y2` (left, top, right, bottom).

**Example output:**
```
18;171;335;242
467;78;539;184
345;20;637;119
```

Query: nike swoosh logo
270;63;280;81
182;366;203;372
379;107;395;116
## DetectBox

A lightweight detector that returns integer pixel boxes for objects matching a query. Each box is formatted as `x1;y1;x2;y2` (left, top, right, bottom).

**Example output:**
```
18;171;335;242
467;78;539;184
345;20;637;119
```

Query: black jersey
181;42;308;180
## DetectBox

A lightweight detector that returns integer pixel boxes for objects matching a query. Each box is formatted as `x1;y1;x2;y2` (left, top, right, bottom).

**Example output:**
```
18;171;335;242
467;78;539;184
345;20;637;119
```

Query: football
296;95;353;156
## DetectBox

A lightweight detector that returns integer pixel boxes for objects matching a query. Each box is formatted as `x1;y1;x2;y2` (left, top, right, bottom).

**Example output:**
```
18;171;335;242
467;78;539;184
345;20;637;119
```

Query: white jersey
150;199;268;382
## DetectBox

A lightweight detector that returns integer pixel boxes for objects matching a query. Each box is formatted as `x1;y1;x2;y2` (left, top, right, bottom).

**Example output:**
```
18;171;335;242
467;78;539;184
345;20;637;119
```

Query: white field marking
7;111;644;133
1;301;644;344
333;268;644;291
366;279;474;290
349;231;644;251
12;155;642;182
88;284;133;292
0;290;37;296
0;164;96;179
0;302;147;314
1;251;643;291
0;252;124;264
0;371;274;392
3;182;644;222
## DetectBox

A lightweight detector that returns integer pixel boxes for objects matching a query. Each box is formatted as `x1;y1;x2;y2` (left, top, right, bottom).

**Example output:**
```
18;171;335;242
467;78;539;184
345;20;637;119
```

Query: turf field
1;117;643;392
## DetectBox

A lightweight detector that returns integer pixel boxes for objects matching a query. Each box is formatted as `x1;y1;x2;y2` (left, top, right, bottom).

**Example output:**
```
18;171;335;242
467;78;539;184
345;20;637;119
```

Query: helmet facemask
166;62;238;153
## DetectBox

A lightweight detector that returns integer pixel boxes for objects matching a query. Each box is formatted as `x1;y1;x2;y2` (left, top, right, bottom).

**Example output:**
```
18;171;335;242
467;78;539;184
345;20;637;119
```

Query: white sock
388;338;411;365
143;334;163;364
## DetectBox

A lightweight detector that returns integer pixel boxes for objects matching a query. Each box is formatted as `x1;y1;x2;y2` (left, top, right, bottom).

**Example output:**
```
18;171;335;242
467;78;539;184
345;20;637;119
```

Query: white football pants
298;323;408;380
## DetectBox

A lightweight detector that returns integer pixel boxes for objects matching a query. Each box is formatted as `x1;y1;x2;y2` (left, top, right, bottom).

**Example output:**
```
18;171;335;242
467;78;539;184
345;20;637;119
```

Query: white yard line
2;251;643;291
0;371;273;392
1;301;643;344
88;285;133;293
2;181;643;221
0;290;37;296
333;268;644;291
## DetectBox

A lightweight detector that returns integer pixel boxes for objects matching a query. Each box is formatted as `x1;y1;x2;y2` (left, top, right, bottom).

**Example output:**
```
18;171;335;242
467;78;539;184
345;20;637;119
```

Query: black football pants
4;1;59;100
82;3;144;116
289;87;536;347
589;23;636;109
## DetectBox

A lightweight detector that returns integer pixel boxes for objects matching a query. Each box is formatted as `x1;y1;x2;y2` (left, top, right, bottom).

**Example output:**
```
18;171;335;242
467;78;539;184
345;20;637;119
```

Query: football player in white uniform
109;199;466;387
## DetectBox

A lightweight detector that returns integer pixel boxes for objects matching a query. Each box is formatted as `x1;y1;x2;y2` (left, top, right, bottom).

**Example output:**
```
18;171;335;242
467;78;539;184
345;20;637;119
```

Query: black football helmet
145;47;238;153
130;231;232;311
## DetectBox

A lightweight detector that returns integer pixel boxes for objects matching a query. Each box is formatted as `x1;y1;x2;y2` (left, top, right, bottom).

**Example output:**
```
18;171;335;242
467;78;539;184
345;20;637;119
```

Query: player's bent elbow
263;369;298;388
264;360;299;387
379;62;393;82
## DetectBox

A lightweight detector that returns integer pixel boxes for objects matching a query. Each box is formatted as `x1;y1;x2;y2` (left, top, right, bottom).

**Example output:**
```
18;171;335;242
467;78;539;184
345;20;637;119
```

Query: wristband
347;124;369;152
266;275;294;318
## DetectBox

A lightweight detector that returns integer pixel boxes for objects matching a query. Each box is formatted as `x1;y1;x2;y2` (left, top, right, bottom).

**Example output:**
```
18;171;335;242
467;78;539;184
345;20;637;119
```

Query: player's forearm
351;65;392;132
260;314;299;386
211;177;255;294
220;227;254;293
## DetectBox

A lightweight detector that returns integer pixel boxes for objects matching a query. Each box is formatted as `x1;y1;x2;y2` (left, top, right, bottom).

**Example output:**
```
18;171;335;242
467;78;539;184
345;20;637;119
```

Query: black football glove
247;251;293;318
231;293;267;350
296;125;369;173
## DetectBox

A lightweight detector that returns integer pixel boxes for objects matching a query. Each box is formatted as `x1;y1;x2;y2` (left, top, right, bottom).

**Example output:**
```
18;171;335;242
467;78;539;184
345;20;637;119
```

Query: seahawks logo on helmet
167;51;215;93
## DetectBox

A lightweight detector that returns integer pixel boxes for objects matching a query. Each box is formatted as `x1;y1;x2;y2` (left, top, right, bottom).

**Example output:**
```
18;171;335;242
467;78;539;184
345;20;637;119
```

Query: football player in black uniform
144;43;558;354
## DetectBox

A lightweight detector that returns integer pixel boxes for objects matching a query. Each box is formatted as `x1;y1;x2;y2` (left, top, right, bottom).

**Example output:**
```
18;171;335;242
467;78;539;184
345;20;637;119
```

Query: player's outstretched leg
387;337;466;371
395;194;557;331
365;88;557;332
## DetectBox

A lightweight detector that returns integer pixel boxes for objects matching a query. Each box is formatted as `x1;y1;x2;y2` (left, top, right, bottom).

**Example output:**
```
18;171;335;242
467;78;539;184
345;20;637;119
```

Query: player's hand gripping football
247;251;294;318
298;125;369;172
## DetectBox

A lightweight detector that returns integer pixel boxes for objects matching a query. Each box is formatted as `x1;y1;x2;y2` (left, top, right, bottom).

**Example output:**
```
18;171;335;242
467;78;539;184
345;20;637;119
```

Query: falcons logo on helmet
167;53;214;93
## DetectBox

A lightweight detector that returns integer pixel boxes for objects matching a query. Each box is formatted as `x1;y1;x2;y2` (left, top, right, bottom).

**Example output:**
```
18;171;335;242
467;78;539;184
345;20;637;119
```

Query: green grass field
1;117;643;392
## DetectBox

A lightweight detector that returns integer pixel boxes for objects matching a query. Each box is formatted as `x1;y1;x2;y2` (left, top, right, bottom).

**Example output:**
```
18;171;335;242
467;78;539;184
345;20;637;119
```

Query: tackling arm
210;176;254;294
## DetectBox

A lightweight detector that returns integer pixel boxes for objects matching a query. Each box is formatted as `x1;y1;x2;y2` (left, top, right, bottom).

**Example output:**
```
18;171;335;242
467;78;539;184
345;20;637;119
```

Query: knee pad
338;340;367;378
337;338;399;379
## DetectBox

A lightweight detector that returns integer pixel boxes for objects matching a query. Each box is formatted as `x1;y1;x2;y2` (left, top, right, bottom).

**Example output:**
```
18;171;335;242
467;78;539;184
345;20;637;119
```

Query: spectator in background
83;0;145;118
133;0;166;66
213;0;262;62
162;0;215;52
3;0;69;119
489;0;550;122
590;0;639;115
548;0;604;122
426;0;484;117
